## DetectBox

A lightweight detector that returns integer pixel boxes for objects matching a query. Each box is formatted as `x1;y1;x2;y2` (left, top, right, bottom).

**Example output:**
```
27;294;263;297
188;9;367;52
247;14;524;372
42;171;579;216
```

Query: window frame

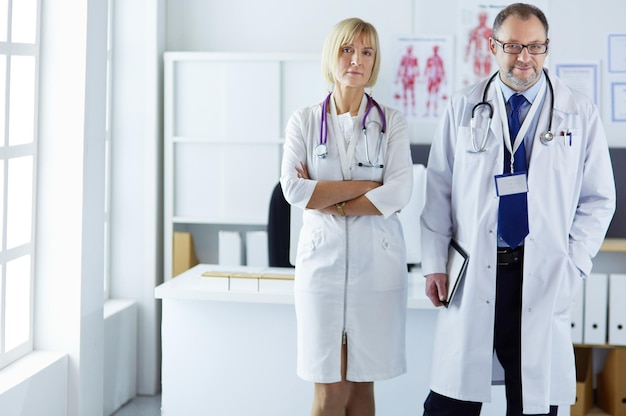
0;0;41;371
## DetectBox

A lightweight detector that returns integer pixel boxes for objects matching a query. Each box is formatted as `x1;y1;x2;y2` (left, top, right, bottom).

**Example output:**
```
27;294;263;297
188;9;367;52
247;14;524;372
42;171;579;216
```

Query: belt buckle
497;247;521;266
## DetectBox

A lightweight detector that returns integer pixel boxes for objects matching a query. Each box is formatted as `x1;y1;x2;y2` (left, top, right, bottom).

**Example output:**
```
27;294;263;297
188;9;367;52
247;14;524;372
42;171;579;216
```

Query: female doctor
280;17;413;416
420;3;615;416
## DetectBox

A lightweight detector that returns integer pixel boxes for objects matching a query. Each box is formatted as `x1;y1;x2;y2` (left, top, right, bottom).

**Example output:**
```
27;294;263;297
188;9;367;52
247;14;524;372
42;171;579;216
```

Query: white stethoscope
469;68;555;153
315;91;387;168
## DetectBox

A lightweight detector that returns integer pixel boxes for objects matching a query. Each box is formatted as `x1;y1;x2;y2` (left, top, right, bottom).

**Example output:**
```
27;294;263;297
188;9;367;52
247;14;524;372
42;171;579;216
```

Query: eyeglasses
493;38;548;55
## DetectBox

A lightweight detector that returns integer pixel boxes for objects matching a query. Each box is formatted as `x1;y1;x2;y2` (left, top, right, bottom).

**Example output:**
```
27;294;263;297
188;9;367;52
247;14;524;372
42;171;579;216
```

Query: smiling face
333;34;376;90
490;14;549;91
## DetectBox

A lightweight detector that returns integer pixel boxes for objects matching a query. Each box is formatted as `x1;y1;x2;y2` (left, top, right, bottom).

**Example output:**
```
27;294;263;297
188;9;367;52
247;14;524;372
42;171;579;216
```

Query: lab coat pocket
553;257;583;317
372;231;407;291
294;228;326;291
296;228;323;262
552;128;582;174
458;126;479;155
457;126;498;166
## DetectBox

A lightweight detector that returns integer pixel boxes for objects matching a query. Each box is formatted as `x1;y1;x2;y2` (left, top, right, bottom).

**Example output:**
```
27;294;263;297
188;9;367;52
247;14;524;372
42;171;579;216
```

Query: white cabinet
163;52;324;279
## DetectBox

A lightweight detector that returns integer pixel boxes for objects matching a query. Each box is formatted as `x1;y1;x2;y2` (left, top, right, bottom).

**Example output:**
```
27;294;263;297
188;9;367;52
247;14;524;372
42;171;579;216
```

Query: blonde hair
321;18;381;88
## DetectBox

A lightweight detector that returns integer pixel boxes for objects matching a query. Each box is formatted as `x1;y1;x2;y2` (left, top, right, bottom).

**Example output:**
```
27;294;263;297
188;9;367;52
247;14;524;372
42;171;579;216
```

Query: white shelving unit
163;52;324;280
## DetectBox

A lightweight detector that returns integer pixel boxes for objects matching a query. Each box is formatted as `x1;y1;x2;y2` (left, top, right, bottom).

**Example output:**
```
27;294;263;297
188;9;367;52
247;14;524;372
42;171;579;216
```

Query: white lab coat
281;95;413;383
420;70;615;413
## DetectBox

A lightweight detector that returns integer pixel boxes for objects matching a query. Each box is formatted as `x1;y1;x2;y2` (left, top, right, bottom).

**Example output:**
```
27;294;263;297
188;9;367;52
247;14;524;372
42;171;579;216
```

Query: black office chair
267;182;293;268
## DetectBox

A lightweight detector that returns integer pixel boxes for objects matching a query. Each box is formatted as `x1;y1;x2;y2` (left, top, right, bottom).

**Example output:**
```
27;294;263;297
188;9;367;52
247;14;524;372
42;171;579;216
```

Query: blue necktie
498;94;529;248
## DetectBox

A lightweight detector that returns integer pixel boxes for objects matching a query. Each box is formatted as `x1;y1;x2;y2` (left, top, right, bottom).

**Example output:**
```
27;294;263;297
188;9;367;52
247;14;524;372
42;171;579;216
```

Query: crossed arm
295;161;382;216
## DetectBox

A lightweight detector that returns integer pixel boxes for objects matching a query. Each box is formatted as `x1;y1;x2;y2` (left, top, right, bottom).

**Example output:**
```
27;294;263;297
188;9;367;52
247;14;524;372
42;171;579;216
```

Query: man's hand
425;273;448;307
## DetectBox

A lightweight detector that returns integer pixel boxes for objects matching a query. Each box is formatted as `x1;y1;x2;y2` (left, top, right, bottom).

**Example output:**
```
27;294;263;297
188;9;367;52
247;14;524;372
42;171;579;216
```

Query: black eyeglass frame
492;38;549;55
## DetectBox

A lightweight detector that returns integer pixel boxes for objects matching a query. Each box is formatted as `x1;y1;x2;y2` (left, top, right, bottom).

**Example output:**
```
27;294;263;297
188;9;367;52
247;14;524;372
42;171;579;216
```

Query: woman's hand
295;161;310;179
296;161;382;216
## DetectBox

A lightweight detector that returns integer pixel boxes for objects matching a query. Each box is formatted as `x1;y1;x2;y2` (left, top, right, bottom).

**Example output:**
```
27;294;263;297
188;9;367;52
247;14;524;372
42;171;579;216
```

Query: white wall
0;353;68;416
109;0;165;397
103;301;138;415
34;0;107;415
165;0;626;146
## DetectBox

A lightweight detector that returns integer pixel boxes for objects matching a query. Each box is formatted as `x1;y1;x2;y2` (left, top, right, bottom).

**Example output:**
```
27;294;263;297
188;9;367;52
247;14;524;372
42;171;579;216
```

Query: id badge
494;171;528;196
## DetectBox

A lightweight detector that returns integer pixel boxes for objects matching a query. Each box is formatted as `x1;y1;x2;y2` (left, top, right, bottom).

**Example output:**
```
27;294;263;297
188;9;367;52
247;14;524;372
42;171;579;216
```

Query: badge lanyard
494;78;547;173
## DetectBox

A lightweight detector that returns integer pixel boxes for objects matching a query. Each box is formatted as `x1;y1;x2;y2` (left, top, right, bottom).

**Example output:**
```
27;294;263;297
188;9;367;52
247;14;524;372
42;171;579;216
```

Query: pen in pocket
561;130;572;146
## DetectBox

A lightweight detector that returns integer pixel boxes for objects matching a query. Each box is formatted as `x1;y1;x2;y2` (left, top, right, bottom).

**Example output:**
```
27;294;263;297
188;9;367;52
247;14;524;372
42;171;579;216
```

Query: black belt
497;246;523;266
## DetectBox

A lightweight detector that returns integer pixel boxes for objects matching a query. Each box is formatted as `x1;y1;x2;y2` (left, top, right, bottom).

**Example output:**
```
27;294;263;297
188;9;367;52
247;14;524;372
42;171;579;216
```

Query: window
0;0;40;370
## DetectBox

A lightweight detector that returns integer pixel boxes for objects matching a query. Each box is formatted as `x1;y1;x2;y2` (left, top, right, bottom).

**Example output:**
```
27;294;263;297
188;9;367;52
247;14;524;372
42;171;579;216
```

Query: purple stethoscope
315;91;387;168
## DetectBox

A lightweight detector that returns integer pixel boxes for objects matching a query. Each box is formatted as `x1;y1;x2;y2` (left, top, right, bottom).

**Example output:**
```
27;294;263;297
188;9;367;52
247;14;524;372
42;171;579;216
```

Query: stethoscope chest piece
315;143;328;159
539;130;554;145
317;91;386;167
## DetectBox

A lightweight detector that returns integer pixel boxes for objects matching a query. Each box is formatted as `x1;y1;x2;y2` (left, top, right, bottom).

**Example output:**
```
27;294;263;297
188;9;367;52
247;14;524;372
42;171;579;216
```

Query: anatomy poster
456;3;505;89
456;0;550;89
392;35;453;125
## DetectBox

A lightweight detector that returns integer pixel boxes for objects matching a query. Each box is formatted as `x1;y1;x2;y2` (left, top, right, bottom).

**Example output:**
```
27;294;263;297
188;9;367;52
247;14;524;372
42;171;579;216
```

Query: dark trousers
423;260;558;416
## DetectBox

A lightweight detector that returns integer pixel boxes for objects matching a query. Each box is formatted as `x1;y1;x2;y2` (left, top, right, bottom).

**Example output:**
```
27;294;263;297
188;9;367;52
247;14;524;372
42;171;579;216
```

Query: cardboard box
586;407;611;415
571;347;594;416
173;232;199;277
597;348;626;416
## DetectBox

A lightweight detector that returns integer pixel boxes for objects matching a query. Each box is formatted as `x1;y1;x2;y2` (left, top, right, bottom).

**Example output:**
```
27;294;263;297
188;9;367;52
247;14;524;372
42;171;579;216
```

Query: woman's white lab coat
281;95;413;383
420;70;615;414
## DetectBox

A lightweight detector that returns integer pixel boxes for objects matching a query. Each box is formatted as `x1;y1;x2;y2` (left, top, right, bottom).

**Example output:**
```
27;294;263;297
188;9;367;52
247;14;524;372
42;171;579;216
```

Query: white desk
155;265;519;416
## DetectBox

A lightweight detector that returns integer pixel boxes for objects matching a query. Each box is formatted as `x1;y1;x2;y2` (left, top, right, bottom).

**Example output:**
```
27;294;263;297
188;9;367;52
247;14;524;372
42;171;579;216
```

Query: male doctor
420;3;615;416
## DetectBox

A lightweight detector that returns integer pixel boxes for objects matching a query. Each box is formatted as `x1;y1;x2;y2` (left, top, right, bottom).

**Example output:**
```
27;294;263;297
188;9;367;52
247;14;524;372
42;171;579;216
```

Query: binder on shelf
583;273;608;345
444;239;469;308
218;231;242;266
608;274;626;346
246;231;269;267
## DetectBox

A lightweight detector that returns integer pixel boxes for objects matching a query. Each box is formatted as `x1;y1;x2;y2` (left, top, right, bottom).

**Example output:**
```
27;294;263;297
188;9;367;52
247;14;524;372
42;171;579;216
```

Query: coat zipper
342;217;349;345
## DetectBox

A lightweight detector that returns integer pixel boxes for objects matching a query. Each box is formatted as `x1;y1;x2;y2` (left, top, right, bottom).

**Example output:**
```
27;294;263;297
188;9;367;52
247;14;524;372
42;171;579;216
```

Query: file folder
583;273;608;344
608;274;626;346
218;231;242;266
